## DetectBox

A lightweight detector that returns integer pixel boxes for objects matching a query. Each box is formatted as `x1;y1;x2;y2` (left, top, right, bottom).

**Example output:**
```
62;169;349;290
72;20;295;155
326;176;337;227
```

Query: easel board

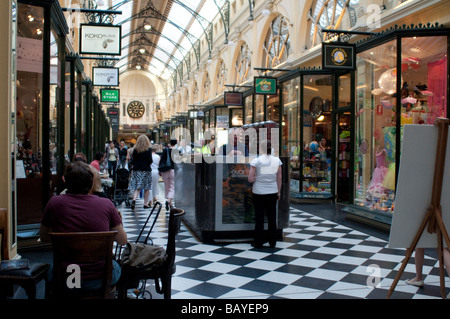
389;124;450;249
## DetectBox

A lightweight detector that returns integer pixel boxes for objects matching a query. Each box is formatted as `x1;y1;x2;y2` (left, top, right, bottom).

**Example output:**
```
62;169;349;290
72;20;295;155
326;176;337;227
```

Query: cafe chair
118;208;185;299
49;231;117;299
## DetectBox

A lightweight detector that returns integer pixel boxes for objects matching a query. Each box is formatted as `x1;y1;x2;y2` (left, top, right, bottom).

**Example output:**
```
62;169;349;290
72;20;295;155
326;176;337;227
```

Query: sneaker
131;200;135;210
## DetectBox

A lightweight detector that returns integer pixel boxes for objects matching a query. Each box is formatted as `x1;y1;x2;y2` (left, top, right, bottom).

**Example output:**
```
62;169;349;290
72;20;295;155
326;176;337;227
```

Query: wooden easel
387;118;450;299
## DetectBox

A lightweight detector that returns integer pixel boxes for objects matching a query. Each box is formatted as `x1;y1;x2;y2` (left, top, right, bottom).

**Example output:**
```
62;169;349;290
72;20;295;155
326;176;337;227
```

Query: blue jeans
108;160;117;177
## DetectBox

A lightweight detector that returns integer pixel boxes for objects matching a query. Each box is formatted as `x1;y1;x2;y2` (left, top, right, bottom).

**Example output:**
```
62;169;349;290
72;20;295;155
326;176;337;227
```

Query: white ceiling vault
80;0;224;83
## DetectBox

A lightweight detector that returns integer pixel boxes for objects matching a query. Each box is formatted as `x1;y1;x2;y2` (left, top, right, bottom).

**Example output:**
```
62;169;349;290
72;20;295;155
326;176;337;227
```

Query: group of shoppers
96;135;176;212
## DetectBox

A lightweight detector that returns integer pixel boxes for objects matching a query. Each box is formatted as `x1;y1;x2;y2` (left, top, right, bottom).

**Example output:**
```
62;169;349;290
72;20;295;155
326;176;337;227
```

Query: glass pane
254;94;264;123
400;36;447;125
64;60;71;162
16;3;44;225
49;30;60;176
281;78;300;194
302;74;332;197
244;95;252;124
267;91;279;123
355;39;397;212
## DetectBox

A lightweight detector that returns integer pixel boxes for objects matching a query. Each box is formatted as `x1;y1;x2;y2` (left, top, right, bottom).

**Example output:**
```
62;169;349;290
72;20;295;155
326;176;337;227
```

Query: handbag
158;148;172;173
120;242;167;271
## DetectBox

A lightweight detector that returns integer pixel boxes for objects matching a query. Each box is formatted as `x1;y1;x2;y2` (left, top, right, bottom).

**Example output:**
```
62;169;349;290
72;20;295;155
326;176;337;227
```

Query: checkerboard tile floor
118;184;449;299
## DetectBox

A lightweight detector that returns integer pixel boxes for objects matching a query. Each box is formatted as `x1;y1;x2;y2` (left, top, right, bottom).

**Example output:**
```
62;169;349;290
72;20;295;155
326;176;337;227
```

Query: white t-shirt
151;153;160;171
250;155;282;195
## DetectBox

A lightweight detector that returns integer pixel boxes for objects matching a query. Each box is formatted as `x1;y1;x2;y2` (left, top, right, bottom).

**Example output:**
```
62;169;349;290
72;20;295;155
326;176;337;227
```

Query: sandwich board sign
389;124;450;249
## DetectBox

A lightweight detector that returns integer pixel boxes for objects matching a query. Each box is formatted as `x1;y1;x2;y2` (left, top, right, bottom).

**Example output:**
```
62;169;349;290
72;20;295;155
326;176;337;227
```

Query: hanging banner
80;24;122;56
92;67;119;86
322;42;356;70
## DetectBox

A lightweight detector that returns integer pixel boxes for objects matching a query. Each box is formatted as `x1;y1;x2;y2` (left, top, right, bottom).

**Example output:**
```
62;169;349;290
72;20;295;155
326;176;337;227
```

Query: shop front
280;24;449;229
15;0;68;241
281;69;354;202
346;26;449;228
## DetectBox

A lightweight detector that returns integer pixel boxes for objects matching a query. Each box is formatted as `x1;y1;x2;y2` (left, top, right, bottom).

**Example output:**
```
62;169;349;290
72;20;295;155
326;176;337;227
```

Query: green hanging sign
100;88;120;103
254;77;277;95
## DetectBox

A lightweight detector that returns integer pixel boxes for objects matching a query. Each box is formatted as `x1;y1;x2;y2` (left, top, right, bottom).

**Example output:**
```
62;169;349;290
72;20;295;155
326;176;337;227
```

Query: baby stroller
114;168;131;208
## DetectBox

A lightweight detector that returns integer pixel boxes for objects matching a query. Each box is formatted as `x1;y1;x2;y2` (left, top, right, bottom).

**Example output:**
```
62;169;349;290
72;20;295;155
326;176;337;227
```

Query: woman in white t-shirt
248;140;282;248
149;146;161;206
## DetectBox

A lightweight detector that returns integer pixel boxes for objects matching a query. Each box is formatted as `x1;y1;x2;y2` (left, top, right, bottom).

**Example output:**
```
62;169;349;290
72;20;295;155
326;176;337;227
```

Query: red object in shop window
377;104;383;115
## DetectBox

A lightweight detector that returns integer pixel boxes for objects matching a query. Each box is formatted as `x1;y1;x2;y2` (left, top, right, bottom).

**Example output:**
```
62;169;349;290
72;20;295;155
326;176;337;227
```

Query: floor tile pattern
119;186;449;300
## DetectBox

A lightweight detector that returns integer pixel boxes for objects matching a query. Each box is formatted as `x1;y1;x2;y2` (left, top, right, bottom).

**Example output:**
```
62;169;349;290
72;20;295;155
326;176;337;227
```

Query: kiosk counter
175;156;290;242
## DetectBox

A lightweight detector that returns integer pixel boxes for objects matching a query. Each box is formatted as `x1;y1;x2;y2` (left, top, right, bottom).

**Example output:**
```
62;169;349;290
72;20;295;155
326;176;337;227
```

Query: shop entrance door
333;72;353;202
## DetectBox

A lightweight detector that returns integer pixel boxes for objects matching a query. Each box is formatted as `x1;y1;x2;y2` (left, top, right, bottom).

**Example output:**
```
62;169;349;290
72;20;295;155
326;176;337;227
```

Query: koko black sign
322;42;356;70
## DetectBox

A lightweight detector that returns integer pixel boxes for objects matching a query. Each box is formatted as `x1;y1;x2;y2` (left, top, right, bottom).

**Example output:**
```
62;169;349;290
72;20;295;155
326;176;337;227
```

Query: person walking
149;145;161;207
159;139;177;210
118;139;128;169
106;141;119;177
248;140;282;248
128;135;153;211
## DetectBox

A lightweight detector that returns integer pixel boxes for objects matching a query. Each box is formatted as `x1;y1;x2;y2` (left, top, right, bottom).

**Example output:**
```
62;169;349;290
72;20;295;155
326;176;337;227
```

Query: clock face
127;101;145;118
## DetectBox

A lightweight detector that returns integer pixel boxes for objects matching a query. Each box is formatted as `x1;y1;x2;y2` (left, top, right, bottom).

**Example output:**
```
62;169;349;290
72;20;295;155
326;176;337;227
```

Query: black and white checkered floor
119;185;449;299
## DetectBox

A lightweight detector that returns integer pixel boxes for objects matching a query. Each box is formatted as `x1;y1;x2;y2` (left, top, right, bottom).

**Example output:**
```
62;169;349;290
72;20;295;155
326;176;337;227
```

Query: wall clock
127;101;145;118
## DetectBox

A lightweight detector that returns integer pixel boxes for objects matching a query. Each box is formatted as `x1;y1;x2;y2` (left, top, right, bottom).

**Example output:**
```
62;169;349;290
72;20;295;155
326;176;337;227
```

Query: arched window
193;81;199;103
307;0;359;48
235;43;251;84
203;72;211;101
263;15;291;68
216;60;226;95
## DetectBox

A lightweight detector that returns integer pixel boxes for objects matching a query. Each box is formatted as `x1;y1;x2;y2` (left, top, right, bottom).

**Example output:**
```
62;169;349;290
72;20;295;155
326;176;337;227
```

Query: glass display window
355;39;397;212
244;95;253;124
301;74;333;197
281;78;300;193
254;94;264;123
354;35;448;214
400;36;447;126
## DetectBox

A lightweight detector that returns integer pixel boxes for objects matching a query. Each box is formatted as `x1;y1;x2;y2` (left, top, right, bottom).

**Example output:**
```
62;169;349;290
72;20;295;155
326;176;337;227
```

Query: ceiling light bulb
139;48;145;54
27;14;34;22
144;24;151;30
36;28;42;35
136;65;141;70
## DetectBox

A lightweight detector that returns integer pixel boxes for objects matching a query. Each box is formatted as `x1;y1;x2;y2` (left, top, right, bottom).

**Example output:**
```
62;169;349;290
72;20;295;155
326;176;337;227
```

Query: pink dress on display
368;149;389;192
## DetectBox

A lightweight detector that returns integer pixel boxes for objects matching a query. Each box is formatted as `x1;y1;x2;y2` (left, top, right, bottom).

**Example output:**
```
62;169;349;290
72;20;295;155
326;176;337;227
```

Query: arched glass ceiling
99;0;221;82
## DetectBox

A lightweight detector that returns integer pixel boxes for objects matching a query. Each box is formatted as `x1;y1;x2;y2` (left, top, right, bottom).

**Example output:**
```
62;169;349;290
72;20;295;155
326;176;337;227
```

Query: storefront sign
92;67;119;86
80;24;122;56
224;91;243;106
254;77;277;95
322;42;356;70
101;89;120;103
107;107;119;117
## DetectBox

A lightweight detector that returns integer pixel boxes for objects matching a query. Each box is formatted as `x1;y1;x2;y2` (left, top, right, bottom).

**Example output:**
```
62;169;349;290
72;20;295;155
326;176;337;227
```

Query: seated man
40;161;127;289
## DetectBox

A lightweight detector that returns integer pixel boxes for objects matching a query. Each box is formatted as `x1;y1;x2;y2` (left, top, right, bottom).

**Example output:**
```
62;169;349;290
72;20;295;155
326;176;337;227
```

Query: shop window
400;36;447;126
301;74;333;197
267;91;279;123
355;40;397;212
254;95;264;123
16;4;45;226
281;78;300;193
244;95;253;124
